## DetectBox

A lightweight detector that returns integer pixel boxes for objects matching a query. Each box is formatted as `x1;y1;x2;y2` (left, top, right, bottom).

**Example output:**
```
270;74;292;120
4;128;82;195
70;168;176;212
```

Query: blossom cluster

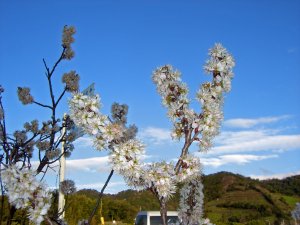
69;43;234;224
152;65;191;139
178;178;204;225
62;70;80;92
151;43;234;223
62;26;76;60
17;87;34;105
292;202;300;221
144;162;176;200
196;43;235;151
70;92;193;200
109;139;145;187
176;155;201;182
69;93;147;187
1;165;52;225
69;93;109;149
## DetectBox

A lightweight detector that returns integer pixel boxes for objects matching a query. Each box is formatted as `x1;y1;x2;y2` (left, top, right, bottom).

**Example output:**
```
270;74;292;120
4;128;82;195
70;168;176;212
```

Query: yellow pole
58;113;67;219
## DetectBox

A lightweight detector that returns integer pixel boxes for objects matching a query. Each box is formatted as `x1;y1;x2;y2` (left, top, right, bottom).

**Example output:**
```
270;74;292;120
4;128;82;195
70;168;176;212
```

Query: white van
134;211;180;225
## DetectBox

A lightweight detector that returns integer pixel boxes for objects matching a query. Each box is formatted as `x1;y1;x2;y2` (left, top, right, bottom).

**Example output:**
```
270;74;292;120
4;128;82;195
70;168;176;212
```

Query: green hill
2;172;299;225
60;172;300;225
203;172;300;224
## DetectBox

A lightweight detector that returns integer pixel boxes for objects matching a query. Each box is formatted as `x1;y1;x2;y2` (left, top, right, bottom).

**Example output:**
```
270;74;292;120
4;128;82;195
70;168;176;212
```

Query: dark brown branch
0;99;9;154
48;48;66;78
43;59;50;76
174;128;193;174
33;101;52;110
88;170;114;225
23;132;39;146
55;88;67;107
37;48;66;174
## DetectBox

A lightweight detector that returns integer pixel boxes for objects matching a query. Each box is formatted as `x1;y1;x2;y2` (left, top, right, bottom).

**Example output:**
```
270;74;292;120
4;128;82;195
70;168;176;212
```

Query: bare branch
55;88;67;107
33;101;53;110
88;170;114;225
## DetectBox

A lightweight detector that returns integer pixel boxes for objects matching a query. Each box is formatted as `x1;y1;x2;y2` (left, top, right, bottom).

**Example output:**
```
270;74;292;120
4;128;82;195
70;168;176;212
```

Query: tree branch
174;128;193;174
33;101;53;110
55;88;67;107
88;170;114;225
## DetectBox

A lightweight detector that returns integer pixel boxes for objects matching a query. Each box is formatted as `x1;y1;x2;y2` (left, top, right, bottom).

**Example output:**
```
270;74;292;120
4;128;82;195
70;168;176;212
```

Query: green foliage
280;195;300;207
2;172;300;224
262;175;300;196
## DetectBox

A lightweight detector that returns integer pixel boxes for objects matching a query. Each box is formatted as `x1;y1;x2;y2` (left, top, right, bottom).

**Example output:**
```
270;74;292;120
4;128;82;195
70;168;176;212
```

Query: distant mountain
262;174;300;196
202;172;300;224
62;172;300;225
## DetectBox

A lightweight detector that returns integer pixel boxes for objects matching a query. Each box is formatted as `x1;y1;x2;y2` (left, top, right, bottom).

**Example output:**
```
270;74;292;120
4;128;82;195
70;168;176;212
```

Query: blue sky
1;0;300;193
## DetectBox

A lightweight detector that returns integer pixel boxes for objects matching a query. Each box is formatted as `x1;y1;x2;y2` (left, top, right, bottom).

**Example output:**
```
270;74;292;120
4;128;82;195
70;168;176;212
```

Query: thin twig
33;101;52;110
88;170;114;225
42;59;50;76
55;88;67;107
49;48;66;78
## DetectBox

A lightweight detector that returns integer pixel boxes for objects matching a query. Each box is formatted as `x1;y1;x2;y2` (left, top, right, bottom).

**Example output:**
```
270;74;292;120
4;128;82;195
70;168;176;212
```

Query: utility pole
57;83;95;219
58;113;67;219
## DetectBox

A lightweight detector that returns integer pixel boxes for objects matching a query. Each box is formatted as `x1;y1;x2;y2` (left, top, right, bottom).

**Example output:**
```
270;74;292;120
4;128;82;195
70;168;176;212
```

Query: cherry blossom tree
69;43;235;225
1;23;235;225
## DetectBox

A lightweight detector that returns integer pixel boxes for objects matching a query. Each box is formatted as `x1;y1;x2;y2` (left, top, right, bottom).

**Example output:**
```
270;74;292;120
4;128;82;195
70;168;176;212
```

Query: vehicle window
135;215;147;225
149;216;180;225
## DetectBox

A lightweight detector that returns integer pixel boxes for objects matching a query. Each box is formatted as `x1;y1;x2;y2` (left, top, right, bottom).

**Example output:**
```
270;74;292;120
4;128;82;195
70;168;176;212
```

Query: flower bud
17;87;34;105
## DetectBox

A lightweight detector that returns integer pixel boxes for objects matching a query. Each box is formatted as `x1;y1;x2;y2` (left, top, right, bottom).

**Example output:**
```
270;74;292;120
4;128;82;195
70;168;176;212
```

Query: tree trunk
6;206;16;225
160;200;167;225
0;195;4;225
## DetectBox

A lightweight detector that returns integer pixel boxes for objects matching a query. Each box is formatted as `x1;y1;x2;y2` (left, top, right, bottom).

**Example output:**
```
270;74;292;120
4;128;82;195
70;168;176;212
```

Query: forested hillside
1;172;299;225
59;172;300;225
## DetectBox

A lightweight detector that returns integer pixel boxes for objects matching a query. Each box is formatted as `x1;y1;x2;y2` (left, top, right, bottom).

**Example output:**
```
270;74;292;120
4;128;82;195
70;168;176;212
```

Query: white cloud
224;115;290;128
74;136;94;148
66;156;110;173
214;129;278;145
75;181;125;191
201;154;278;168
31;156;111;174
76;181;128;194
139;127;172;144
210;133;300;155
250;170;300;180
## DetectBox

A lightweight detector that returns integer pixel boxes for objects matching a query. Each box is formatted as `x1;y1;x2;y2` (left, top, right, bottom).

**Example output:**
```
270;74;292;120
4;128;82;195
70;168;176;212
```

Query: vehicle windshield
150;216;180;225
135;215;147;225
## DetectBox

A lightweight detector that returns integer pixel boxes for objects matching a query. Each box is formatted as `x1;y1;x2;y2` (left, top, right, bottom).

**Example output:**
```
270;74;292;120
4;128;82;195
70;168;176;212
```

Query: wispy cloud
250;170;300;180
74;136;94;148
214;129;278;145
76;181;126;190
66;156;110;173
139;127;172;144
31;156;111;174
224;115;290;129
210;133;300;155
201;154;278;167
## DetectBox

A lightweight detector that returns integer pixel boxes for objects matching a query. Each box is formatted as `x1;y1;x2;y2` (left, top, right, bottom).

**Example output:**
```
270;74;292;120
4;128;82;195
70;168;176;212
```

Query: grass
280;195;300;207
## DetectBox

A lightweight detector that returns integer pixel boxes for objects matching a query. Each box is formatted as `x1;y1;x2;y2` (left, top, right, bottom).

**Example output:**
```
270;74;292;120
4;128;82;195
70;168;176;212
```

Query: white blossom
176;155;201;182
178;178;204;225
292;202;300;221
110;139;145;187
196;43;234;151
68;43;235;224
144;162;176;200
1;165;52;225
